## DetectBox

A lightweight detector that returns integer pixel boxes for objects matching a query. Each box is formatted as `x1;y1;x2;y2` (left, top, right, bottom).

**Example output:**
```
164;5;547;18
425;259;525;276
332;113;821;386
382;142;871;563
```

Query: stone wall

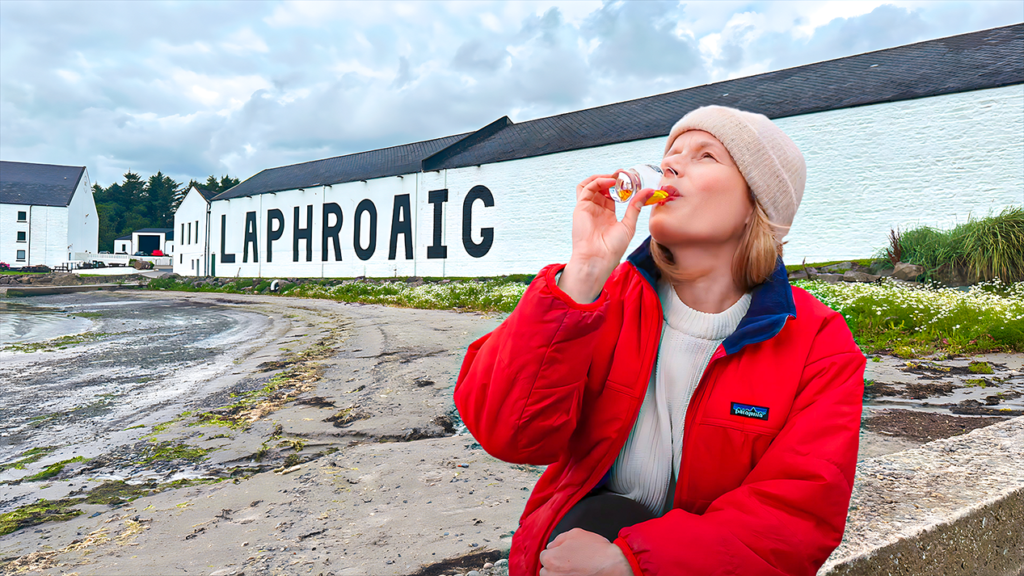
819;416;1024;576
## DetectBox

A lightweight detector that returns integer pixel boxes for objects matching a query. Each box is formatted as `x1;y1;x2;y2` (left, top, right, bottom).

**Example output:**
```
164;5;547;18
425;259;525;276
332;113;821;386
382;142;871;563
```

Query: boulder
823;261;854;272
932;263;971;286
843;271;881;283
893;262;924;281
817;273;844;283
52;273;83;286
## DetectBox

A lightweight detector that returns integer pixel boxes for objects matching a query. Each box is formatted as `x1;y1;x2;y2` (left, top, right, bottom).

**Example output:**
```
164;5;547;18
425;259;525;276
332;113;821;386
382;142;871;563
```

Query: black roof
115;234;132;241
134;228;174;241
192;186;218;202
431;23;1023;170
215;23;1023;199
0;161;86;207
216;133;470;200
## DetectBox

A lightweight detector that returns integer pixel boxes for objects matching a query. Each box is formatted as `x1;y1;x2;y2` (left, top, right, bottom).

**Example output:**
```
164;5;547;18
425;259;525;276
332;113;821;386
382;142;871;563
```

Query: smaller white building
114;234;131;254
172;185;217;276
111;228;174;258
0;161;98;268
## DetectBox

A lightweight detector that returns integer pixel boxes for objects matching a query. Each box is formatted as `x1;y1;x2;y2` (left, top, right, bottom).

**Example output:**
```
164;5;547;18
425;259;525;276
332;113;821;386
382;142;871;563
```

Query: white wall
173;187;210;276
1;203;71;268
66;168;98;260
776;84;1024;262
0;204;32;265
202;83;1023;278
114;239;131;254
29;205;69;267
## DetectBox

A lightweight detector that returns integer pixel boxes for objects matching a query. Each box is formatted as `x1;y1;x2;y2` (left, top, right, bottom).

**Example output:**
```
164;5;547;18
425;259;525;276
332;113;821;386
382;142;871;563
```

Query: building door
138;235;160;254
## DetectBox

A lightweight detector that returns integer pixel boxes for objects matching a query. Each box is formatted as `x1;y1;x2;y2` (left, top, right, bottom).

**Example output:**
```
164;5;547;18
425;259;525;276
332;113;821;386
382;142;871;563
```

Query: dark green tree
203;174;241;194
94;170;237;251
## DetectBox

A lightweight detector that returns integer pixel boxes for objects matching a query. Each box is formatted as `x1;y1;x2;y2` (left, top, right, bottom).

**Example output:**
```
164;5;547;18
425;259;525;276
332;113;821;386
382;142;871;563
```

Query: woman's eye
700;152;715;160
665;167;678;176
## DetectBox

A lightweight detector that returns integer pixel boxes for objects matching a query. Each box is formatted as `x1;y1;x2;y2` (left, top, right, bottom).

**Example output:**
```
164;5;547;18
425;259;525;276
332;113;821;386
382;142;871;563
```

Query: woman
454;106;865;576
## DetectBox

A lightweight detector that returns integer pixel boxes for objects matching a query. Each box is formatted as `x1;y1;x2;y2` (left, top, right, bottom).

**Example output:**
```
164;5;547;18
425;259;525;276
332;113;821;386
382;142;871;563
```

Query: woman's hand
539;528;633;576
557;175;656;303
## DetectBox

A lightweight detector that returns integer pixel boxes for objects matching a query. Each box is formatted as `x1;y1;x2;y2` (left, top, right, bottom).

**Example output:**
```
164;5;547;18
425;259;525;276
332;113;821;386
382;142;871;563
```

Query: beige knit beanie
664;105;806;240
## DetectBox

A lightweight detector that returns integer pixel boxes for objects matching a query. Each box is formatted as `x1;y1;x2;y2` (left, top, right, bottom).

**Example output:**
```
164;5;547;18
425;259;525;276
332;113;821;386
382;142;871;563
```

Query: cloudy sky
1;1;1021;187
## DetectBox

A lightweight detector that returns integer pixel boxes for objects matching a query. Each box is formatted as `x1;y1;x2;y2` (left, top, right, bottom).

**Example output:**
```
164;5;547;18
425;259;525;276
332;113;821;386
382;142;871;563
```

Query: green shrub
886;207;1024;283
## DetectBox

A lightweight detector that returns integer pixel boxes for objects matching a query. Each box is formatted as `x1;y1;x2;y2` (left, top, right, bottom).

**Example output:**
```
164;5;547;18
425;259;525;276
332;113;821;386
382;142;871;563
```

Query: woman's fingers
620;188;656;235
577;175;615;201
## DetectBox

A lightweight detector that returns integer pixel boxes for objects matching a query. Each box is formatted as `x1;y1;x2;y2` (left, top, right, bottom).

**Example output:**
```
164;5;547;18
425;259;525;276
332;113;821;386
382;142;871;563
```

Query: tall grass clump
893;207;1024;282
796;278;1024;356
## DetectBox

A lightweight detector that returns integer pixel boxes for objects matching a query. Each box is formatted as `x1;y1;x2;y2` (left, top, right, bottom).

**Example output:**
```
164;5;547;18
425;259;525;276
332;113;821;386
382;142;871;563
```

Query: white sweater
607;278;751;516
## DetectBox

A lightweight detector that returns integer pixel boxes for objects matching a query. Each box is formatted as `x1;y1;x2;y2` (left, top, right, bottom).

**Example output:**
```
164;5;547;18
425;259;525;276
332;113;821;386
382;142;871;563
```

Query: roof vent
421;116;513;172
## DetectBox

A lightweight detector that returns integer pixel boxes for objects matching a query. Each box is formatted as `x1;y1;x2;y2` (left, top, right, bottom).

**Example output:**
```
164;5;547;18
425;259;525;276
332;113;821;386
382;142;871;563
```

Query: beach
1;290;1020;575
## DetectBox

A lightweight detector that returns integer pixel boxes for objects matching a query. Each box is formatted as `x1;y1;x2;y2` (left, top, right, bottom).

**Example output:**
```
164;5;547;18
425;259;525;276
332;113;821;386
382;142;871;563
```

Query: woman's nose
660;156;681;176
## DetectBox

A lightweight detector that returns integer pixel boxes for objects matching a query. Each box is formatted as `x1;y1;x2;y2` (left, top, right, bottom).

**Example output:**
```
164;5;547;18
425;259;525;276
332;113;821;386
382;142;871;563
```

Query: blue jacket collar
626;236;796;355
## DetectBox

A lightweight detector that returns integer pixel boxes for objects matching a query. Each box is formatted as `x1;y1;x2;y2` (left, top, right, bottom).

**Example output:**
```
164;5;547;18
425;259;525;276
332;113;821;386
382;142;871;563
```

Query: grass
0;477;227;536
888;207;1024;283
2;332;107;353
0;446;58;472
145;240;1022;357
968;361;995;374
0;499;83;536
784;259;875;274
138;441;209;464
24;456;87;482
147;276;532;313
794;278;1024;355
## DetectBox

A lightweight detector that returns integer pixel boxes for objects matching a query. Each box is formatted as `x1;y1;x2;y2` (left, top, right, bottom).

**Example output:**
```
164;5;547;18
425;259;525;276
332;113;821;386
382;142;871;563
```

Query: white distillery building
114;228;175;257
173;185;217;275
0;161;99;268
180;24;1023;279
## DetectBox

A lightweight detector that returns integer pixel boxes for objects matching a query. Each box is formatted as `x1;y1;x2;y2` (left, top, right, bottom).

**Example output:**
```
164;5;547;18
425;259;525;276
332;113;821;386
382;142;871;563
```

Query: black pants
547;488;656;544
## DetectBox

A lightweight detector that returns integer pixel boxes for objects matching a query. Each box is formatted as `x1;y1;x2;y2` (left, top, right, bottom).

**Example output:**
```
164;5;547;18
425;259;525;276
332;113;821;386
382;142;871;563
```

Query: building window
17;231;26;242
180;254;183;264
181;224;185;245
187;222;192;245
195;220;199;243
16;250;26;261
17;211;27;221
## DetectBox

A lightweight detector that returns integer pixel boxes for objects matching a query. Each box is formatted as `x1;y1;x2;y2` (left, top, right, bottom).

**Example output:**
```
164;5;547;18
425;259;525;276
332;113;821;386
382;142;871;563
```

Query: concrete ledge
0;283;142;297
820;416;1024;576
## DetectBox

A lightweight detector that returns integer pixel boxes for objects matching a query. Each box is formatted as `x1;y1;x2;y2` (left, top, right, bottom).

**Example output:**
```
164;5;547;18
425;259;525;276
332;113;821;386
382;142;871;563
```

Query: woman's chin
649;212;690;241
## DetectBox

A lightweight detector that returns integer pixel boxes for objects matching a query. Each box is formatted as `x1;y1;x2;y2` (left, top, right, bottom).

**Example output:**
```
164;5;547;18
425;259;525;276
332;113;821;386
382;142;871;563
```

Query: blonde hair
651;199;783;293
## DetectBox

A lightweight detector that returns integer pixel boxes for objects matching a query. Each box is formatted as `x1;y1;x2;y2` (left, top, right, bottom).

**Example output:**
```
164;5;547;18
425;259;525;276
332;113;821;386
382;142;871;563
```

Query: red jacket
454;238;865;576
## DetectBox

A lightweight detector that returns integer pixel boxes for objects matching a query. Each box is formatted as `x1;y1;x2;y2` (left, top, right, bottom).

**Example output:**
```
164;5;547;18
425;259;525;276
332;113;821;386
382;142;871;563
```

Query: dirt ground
1;291;1020;576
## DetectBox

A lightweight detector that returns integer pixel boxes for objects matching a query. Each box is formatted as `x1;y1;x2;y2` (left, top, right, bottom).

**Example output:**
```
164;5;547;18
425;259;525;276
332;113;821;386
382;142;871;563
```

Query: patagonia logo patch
731;402;769;421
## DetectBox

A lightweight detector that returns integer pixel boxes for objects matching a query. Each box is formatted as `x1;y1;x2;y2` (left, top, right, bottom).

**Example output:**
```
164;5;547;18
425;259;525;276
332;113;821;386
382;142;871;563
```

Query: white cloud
221;28;270;55
170;70;272;112
1;0;1020;186
480;12;503;33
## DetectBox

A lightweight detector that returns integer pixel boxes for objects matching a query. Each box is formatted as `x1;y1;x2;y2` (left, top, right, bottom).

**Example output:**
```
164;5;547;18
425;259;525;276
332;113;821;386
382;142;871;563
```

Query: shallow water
0;293;272;476
0;300;93;345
